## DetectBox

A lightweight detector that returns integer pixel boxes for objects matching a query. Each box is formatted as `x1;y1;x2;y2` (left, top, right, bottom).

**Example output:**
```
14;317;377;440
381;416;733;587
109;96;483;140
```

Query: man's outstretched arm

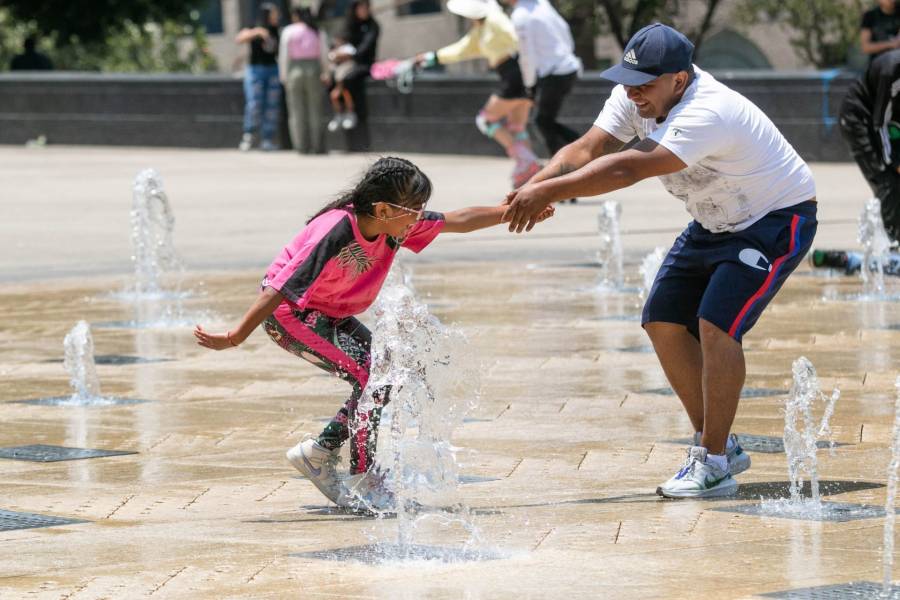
526;126;627;186
504;138;687;233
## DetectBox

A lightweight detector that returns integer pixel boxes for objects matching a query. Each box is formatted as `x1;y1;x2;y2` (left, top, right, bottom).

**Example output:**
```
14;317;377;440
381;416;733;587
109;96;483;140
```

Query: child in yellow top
415;0;540;189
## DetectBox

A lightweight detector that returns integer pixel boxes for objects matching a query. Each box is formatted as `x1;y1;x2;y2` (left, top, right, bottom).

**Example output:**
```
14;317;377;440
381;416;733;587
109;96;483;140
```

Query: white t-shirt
593;66;816;233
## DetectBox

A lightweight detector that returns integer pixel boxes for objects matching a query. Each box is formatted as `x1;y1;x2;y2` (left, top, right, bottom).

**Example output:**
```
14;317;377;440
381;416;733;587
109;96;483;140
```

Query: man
861;0;900;63
837;48;900;242
505;0;582;157
10;37;53;71
504;24;817;498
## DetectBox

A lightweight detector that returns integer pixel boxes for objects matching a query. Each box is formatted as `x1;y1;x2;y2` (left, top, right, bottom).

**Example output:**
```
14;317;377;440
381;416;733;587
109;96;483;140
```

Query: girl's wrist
226;331;239;347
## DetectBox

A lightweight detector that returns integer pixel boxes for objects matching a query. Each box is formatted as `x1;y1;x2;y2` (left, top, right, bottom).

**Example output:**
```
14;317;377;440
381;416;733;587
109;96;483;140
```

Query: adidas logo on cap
623;49;638;65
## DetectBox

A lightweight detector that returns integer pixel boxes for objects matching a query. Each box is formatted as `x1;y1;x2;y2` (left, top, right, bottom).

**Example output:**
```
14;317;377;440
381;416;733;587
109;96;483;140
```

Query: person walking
416;0;541;189
237;3;282;151
279;8;327;154
503;24;818;499
504;0;581;157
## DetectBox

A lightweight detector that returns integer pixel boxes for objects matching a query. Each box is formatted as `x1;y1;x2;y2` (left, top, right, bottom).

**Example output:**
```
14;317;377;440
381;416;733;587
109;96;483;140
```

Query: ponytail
307;156;432;224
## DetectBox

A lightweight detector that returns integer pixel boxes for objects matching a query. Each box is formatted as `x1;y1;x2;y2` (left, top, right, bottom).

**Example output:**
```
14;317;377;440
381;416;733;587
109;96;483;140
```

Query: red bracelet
226;332;238;347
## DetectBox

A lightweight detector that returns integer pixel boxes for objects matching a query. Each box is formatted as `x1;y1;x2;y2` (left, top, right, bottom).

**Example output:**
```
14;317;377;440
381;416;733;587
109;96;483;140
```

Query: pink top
281;23;322;60
263;208;445;318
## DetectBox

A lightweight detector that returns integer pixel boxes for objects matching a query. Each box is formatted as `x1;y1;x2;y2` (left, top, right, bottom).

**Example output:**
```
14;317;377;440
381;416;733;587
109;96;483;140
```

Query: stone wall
0;71;856;161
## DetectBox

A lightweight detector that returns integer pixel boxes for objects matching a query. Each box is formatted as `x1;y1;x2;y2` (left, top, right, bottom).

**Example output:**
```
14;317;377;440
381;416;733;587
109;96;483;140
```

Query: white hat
446;0;491;19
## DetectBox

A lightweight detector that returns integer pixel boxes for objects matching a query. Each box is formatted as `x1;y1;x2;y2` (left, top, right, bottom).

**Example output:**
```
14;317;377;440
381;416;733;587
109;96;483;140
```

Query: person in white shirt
504;0;582;157
503;24;818;499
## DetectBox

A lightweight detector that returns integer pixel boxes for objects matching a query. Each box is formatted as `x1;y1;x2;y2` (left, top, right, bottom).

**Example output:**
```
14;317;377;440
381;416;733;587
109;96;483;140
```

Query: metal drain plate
760;581;900;598
291;543;505;564
642;387;785;398
0;444;137;462
0;509;87;531
616;345;655;353
15;397;149;407
711;502;886;523
663;434;846;454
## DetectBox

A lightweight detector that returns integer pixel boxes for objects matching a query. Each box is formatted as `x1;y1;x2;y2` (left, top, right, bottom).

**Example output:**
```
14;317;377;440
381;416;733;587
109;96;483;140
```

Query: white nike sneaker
657;446;737;499
338;467;395;513
286;439;342;504
692;432;752;476
341;112;358;130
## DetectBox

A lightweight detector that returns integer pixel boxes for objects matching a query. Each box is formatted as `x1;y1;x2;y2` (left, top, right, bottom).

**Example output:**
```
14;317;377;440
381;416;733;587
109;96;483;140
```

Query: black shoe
810;249;848;269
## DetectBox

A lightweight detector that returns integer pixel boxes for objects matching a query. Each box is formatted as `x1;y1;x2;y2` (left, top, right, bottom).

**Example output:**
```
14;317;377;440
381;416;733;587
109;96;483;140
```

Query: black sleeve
872;57;894;128
354;21;379;64
862;9;875;30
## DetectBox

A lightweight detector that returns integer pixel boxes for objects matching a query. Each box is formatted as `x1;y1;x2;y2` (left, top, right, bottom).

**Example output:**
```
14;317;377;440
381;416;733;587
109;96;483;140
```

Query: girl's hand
194;325;237;351
534;205;555;223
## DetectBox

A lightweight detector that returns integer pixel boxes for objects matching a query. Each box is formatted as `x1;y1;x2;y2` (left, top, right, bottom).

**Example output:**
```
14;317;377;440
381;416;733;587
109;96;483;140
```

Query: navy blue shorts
642;201;817;343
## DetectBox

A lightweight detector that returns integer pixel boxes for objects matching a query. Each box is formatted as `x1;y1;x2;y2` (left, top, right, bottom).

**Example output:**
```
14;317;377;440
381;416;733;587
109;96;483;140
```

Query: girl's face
268;8;280;26
371;201;424;238
355;3;370;20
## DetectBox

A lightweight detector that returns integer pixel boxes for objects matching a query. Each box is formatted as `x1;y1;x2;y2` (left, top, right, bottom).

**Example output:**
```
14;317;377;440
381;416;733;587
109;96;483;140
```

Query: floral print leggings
263;303;390;474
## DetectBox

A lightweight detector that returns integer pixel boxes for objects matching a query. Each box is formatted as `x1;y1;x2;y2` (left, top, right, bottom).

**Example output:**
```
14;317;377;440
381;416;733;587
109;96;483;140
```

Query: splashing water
859;197;893;297
760;357;840;518
357;265;486;561
64;321;102;401
596;201;624;290
884;376;900;596
639;246;667;301
130;169;183;298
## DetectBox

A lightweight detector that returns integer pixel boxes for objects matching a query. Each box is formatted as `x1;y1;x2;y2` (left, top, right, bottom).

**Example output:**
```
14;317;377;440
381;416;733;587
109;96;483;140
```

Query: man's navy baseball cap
600;23;695;86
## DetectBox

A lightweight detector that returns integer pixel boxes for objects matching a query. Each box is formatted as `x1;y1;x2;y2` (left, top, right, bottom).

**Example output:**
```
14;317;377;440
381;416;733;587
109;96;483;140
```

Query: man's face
623;72;688;120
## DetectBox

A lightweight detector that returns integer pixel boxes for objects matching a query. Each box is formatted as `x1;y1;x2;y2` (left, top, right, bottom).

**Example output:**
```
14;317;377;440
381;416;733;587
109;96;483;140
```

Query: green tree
0;7;217;72
736;0;866;68
554;0;725;69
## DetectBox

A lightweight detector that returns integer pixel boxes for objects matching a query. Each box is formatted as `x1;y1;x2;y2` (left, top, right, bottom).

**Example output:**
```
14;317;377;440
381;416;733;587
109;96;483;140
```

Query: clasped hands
501;182;555;233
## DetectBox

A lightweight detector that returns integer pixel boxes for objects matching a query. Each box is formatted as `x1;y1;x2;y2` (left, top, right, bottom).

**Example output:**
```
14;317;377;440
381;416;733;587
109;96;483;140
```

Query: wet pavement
1;147;899;599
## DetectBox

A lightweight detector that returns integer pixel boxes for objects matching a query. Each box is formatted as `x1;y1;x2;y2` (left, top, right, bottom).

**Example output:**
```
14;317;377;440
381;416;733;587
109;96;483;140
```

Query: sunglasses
379;201;426;221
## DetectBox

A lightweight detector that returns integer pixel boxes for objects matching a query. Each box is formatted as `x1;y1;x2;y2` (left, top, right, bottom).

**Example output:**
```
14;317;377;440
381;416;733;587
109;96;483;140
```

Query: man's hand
502;183;554;233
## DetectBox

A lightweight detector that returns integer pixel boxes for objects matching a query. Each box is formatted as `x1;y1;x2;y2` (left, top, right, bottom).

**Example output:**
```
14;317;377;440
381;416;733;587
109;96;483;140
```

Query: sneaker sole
656;479;738;499
286;448;341;504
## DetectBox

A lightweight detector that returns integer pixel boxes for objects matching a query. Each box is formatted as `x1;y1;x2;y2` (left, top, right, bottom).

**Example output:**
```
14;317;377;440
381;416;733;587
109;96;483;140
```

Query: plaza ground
0;147;896;599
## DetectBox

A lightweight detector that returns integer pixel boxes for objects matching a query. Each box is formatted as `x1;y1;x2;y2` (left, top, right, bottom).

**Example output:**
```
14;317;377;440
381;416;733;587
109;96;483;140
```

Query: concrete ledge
0;70;858;160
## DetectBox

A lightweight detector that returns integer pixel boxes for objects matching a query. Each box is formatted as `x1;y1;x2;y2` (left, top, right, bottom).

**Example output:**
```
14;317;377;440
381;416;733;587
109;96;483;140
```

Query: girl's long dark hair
256;2;278;27
292;7;318;32
344;0;370;31
308;156;432;224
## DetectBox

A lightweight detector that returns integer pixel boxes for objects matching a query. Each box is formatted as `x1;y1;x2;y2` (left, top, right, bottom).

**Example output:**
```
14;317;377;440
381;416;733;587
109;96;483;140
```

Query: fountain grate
663;434;847;454
711;502;887;522
0;509;87;532
643;387;785;398
291;543;505;564
14;397;149;407
616;345;655;353
760;581;900;598
0;444;137;462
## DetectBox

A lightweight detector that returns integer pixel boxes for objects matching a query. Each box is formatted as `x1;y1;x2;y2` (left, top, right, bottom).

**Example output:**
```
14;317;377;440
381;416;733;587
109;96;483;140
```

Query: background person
331;0;380;151
279;8;327;154
416;0;540;189
503;24;817;499
10;36;53;71
237;3;282;151
861;0;900;63
837;48;900;242
505;0;581;158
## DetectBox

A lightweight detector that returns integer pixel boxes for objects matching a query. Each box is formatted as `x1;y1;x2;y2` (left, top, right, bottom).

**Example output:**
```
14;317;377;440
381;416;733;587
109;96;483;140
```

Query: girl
194;156;552;512
237;3;282;152
415;0;540;189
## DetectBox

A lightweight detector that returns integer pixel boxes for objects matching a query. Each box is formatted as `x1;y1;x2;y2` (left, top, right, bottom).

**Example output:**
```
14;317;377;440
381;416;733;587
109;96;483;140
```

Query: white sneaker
327;115;342;133
341;112;358;130
692;432;752;476
238;133;253;151
337;467;395;513
657;446;737;498
286;439;342;504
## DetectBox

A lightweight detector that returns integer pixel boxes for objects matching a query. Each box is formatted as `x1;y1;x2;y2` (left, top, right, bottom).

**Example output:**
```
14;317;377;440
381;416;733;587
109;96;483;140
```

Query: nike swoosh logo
301;450;322;477
704;474;728;489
